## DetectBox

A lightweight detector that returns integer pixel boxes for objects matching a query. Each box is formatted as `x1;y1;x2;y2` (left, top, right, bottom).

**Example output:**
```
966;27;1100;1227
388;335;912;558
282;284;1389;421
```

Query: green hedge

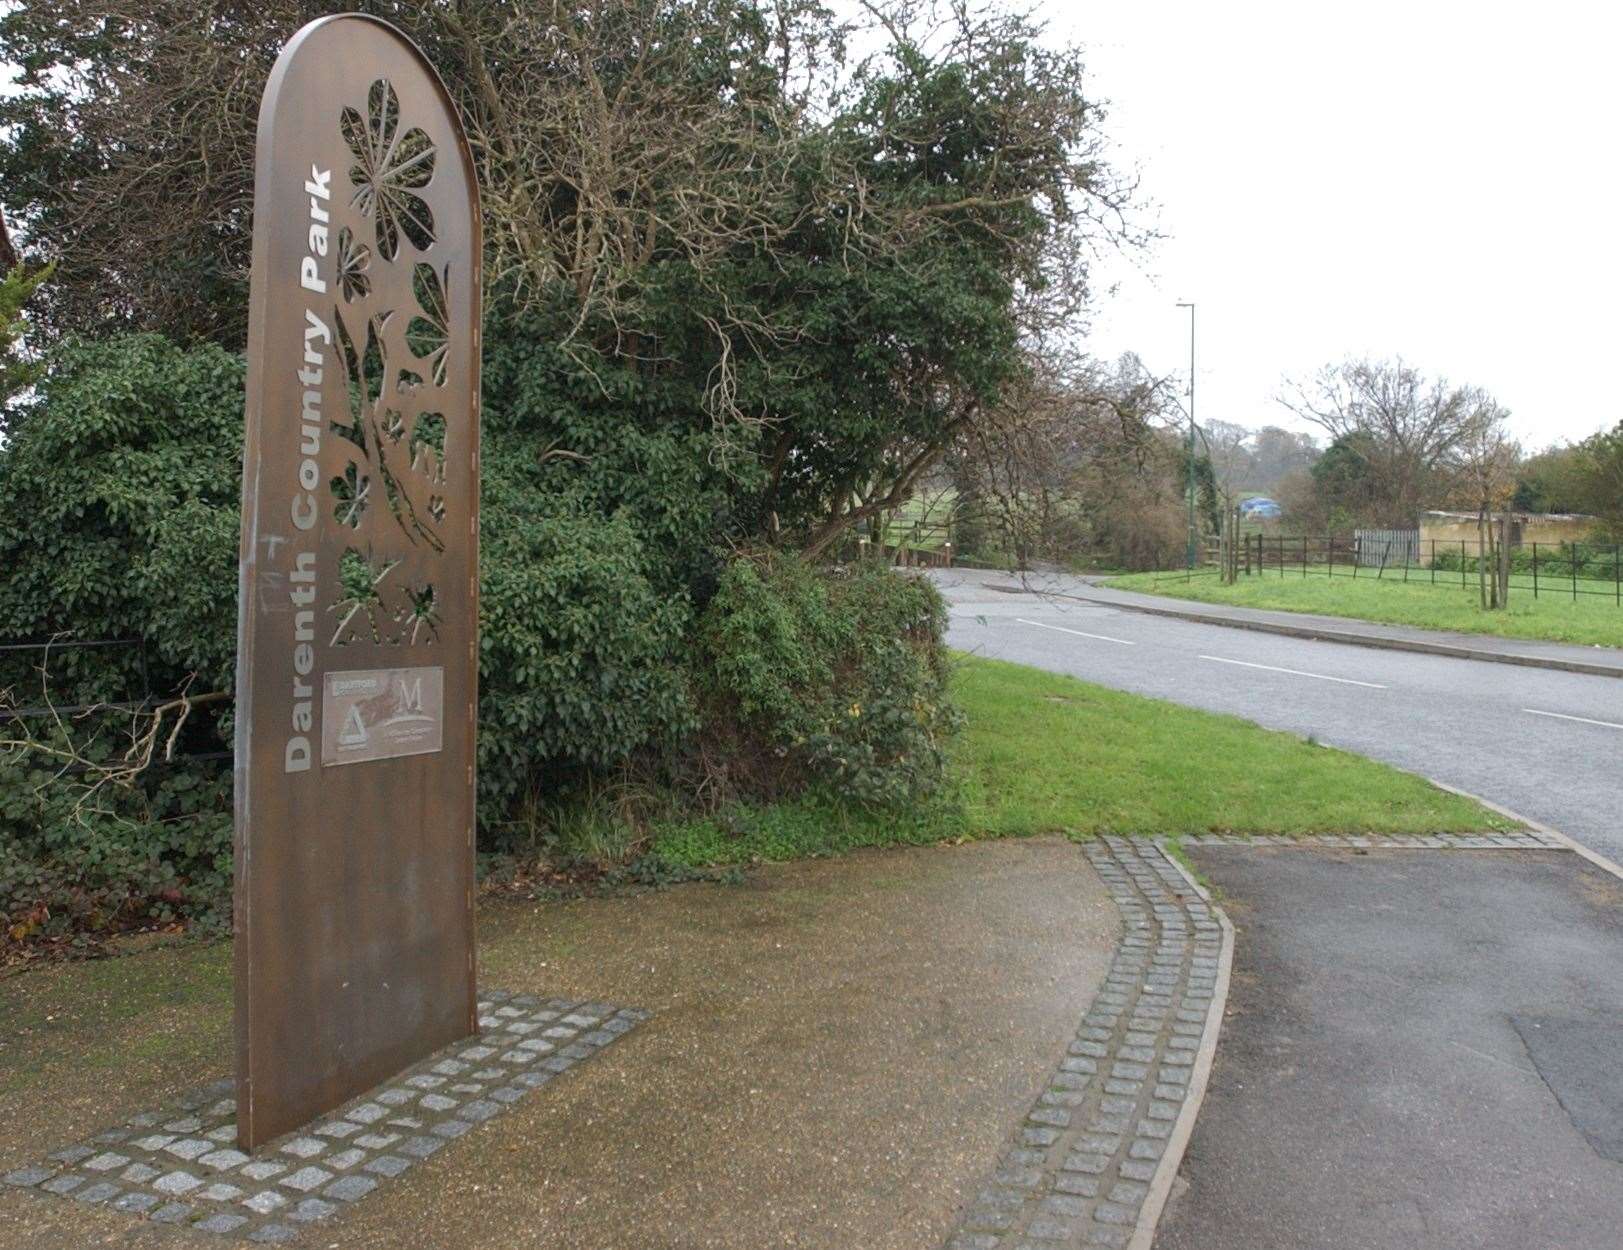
0;335;957;943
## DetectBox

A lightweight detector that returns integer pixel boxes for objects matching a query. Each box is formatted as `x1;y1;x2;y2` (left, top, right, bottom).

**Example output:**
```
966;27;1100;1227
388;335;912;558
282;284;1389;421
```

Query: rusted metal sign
234;14;481;1149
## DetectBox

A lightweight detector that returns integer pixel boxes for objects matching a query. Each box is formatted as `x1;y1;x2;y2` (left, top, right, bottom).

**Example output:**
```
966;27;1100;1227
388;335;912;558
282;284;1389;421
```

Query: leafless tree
959;349;1187;570
1448;409;1520;608
1278;357;1506;528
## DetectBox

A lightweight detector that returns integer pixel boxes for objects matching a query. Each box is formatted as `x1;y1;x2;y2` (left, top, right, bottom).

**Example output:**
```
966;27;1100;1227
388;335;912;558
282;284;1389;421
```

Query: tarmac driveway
1156;848;1623;1250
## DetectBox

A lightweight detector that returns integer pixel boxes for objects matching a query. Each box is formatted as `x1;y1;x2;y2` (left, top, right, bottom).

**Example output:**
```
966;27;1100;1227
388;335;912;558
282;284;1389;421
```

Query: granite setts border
3;991;647;1243
945;838;1229;1249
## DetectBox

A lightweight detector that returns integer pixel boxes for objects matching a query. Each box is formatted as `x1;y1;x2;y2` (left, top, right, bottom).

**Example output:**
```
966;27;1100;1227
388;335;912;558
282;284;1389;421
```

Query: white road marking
1523;708;1623;731
1015;618;1136;646
1198;655;1387;689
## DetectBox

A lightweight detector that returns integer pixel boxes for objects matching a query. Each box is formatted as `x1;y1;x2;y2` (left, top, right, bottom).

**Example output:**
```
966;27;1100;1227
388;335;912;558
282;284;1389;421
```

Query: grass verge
1108;570;1623;649
651;653;1509;867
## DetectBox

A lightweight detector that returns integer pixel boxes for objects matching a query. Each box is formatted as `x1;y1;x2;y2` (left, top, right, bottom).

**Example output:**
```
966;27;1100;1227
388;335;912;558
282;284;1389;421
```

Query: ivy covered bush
695;557;958;807
0;335;959;946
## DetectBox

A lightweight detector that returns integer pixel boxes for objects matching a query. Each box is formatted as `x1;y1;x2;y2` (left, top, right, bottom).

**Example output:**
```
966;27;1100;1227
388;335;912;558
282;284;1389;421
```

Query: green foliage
0;334;245;686
0;743;233;944
1431;542;1622;583
695;557;959;806
0;261;51;415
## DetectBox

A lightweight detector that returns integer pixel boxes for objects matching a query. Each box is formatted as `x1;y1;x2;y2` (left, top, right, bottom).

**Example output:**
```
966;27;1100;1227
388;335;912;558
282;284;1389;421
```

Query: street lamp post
1176;302;1197;569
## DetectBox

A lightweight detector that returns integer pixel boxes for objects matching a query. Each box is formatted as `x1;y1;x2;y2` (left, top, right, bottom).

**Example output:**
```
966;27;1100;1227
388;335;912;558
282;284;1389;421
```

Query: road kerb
1425;778;1623;885
1049;590;1623;681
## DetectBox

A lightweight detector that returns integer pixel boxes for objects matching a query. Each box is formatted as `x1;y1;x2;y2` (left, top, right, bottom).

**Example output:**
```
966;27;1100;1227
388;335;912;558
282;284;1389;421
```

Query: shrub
694;556;959;807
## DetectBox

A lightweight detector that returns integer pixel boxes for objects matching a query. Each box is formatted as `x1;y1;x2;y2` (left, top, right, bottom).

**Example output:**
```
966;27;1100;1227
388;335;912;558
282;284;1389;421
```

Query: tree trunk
1497;512;1512;608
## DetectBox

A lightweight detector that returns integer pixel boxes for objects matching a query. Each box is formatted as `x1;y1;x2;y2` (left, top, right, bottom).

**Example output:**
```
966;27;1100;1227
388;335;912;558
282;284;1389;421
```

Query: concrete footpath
1155;848;1623;1250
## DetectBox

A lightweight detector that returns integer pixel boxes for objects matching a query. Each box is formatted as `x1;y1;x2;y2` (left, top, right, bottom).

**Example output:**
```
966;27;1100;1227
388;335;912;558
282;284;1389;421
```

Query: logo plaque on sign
233;15;481;1149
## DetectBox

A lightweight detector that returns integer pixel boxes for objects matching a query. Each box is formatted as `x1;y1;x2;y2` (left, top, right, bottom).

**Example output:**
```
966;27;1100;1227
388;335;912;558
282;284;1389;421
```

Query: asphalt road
933;569;1623;860
1157;849;1623;1250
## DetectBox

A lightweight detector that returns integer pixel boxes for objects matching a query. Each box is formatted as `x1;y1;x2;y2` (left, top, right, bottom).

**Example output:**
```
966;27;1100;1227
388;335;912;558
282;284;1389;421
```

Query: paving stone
81;1152;130;1172
73;1181;121;1204
239;1160;288;1182
363;1154;413;1178
242;1189;289;1214
398;1136;445;1159
324;1173;379;1202
279;1136;327;1159
249;1223;298;1243
280;1166;333;1192
316;1119;362;1138
1026;1214;1077;1240
419;1093;460;1112
457;1098;502;1123
198;1148;250;1171
150;1201;195;1224
1054;1173;1100;1198
288;1196;340;1223
196;1212;250;1233
3;1167;55;1187
430;1117;473;1140
112;1191;161;1213
153;1170;202;1196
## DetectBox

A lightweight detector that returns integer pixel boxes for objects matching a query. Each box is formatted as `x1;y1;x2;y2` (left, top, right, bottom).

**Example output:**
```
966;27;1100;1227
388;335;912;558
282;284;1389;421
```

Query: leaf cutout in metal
336;226;372;302
341;78;437;261
330;547;409;646
410;412;446;483
407;262;450;386
330;461;370;529
332;306;390;452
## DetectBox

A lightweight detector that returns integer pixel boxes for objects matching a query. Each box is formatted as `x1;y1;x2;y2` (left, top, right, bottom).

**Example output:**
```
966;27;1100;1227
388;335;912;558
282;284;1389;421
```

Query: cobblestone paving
3;991;647;1243
946;838;1223;1249
1181;830;1563;850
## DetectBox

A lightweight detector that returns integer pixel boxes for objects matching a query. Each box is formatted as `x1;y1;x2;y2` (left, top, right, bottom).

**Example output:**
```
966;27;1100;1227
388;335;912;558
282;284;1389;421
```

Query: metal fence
0;637;231;764
1353;528;1420;568
1245;535;1623;603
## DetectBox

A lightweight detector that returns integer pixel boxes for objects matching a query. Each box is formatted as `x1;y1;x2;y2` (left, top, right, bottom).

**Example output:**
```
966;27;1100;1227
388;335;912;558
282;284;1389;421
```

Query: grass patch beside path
1108;570;1623;649
652;654;1509;867
951;655;1504;837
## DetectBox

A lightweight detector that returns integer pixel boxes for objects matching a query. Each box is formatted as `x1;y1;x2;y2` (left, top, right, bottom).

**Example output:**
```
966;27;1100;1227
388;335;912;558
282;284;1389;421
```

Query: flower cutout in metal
406;262;450;386
336;226;372;301
342;78;436;261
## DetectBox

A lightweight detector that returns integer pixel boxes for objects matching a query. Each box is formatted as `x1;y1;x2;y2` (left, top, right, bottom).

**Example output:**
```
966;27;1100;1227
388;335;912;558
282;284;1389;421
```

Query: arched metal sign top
234;14;481;1149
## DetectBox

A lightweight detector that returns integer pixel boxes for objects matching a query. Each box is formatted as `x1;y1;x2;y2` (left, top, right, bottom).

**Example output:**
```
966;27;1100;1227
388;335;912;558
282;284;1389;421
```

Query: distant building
1418;510;1595;553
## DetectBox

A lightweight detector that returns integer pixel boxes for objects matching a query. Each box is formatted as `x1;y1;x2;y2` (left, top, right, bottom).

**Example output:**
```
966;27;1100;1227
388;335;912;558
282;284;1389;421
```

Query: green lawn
651;654;1508;866
1108;570;1623;649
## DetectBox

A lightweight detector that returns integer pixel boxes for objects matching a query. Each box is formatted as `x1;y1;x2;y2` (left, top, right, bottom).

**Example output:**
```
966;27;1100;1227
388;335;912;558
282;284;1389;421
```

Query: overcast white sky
6;4;1618;451
1047;0;1622;449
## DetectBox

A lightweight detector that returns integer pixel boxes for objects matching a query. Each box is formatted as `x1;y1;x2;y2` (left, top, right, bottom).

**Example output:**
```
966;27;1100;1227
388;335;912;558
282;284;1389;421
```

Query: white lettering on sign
284;166;331;773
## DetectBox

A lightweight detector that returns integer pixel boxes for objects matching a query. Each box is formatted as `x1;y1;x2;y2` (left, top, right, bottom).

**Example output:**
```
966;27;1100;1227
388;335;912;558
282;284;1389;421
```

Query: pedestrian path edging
944;839;1232;1249
1127;841;1233;1250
